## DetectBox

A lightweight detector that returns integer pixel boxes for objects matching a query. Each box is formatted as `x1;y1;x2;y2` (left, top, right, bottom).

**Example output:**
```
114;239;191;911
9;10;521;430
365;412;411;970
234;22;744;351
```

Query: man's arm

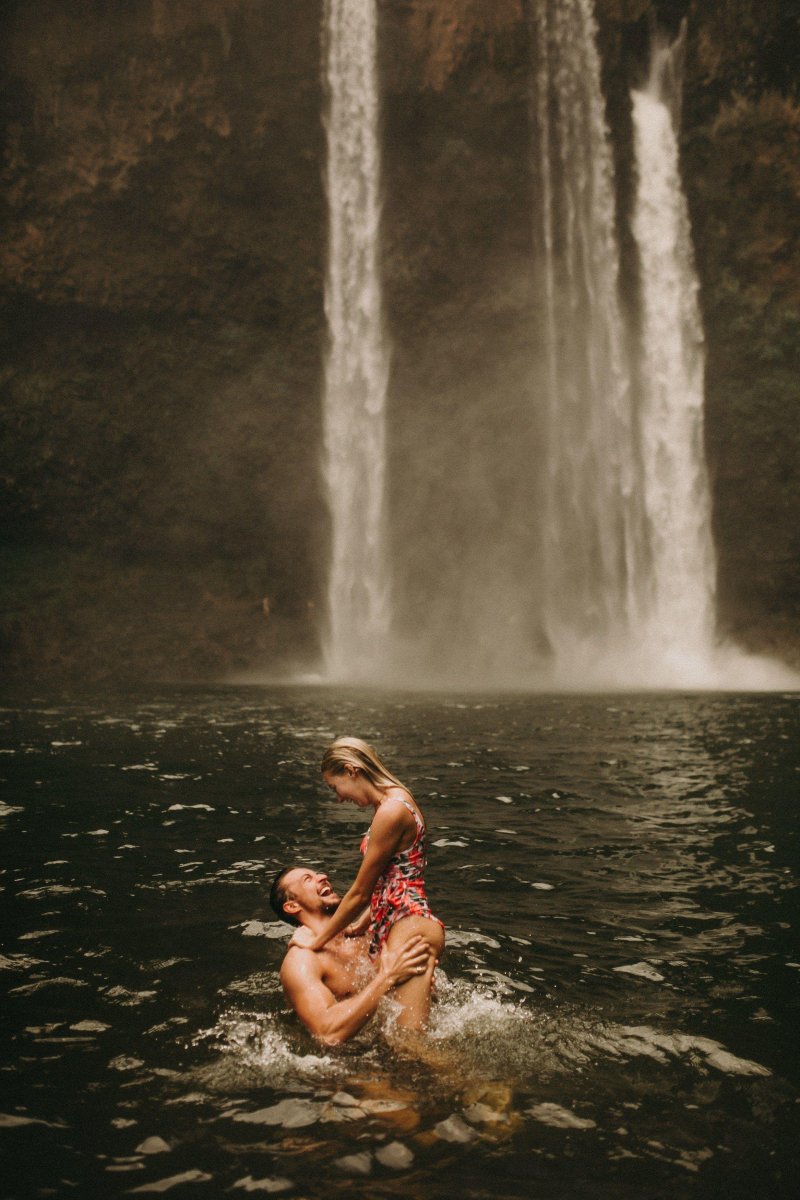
280;935;431;1046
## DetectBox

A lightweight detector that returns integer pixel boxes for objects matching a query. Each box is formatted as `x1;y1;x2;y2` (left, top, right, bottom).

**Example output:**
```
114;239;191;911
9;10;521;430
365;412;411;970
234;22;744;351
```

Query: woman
290;736;444;1030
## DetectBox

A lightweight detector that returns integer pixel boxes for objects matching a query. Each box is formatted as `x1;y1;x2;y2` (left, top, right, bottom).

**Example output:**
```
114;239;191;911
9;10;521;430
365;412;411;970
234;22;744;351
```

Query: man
270;866;434;1045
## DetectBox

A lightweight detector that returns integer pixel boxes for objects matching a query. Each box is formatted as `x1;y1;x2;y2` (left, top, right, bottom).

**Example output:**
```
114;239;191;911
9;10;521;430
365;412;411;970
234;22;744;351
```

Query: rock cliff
1;0;797;682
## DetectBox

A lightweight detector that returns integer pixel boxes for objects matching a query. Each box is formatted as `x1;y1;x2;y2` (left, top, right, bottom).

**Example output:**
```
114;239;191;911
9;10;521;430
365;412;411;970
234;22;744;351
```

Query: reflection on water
1;687;798;1198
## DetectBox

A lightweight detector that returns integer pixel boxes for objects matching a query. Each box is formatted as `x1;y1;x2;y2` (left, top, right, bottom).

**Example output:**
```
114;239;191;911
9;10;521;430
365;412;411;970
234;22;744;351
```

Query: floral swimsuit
360;796;444;960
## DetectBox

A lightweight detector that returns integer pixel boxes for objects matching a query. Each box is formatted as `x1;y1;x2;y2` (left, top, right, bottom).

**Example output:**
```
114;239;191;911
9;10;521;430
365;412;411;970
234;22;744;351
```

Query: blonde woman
290;736;444;1030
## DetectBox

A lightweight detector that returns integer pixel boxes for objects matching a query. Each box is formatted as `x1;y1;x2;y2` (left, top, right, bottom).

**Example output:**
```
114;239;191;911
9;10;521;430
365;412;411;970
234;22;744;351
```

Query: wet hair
269;867;301;926
321;736;407;792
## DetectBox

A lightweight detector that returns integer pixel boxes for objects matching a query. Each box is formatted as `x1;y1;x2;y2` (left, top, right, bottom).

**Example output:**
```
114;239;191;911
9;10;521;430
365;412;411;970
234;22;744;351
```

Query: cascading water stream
321;0;391;681
630;27;719;680
532;0;647;683
311;1;794;691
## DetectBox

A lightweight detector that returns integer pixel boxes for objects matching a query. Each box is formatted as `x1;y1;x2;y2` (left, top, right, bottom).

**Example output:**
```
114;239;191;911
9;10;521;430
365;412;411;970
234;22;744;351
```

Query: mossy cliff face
682;80;800;656
0;0;797;682
0;0;328;681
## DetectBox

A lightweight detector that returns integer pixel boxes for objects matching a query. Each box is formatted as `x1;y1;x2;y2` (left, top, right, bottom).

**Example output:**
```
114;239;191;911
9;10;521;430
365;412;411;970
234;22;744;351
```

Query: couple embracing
270;737;445;1044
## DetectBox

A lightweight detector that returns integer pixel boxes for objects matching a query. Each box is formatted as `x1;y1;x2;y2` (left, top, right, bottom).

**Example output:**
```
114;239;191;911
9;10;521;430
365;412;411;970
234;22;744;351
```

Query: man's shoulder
280;943;324;981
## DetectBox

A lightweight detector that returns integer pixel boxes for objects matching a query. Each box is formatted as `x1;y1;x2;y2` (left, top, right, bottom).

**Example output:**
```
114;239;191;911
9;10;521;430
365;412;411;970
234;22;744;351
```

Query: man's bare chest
319;939;372;998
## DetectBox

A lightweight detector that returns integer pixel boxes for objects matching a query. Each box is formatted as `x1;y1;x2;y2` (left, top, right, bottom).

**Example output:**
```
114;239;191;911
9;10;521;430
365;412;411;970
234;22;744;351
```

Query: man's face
282;868;340;920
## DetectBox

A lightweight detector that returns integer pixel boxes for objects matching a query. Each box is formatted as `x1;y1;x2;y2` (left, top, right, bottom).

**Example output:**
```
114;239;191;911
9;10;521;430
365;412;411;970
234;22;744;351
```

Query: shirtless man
269;866;434;1046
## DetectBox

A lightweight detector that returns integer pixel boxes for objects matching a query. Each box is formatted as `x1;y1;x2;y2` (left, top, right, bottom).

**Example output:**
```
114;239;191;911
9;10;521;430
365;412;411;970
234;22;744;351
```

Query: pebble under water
1;685;798;1199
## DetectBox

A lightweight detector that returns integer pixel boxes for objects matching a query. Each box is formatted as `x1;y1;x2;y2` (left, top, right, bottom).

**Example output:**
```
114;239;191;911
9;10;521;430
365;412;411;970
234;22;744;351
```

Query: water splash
321;0;391;681
194;1011;342;1088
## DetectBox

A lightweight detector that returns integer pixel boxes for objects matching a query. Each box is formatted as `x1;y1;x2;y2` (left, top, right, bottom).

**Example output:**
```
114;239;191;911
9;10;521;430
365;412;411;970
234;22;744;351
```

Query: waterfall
321;0;391;681
531;5;727;685
630;26;719;678
309;2;793;691
532;0;647;683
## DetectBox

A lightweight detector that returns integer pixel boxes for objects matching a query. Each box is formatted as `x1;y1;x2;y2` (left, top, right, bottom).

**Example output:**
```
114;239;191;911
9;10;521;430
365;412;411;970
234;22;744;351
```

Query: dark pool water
1;686;799;1199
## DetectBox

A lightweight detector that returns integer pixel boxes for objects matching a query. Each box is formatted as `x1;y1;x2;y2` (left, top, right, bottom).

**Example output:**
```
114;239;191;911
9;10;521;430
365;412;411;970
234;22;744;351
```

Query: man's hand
378;935;434;988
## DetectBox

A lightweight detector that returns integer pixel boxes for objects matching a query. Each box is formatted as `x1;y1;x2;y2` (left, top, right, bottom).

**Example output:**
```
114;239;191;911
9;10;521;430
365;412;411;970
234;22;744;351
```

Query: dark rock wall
678;2;800;656
1;0;797;682
1;0;328;680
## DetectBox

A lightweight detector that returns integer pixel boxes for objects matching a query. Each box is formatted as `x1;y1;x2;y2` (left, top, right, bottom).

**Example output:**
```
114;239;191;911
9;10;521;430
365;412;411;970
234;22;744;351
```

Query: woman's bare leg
384;915;445;1031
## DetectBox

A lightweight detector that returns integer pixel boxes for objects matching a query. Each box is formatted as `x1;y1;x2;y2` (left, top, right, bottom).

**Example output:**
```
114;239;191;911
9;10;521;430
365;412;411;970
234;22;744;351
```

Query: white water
629;30;718;683
533;0;647;685
321;0;391;681
621;28;798;689
531;9;795;689
311;2;797;693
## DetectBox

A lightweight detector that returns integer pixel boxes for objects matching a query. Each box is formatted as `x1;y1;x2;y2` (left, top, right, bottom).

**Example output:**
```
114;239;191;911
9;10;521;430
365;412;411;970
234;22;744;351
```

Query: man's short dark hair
269;867;301;926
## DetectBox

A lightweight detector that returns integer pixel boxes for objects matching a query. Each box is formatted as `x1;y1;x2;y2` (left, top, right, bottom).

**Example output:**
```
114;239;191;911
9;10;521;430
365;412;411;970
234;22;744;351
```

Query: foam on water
425;975;772;1086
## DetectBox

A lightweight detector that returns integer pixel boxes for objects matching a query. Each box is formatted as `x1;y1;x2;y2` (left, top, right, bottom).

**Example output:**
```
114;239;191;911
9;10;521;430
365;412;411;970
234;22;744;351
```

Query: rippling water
1;687;798;1199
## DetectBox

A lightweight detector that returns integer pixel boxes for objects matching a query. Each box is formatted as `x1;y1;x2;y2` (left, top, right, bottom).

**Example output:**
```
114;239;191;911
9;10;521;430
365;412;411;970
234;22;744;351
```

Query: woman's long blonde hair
321;736;407;792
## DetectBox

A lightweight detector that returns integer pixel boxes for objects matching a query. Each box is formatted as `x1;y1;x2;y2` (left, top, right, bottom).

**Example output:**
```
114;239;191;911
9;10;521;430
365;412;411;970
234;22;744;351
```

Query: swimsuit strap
385;793;423;831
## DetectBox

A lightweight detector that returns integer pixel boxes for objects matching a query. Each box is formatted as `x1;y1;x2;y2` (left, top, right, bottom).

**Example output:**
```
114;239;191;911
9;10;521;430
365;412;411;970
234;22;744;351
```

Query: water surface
1;687;798;1198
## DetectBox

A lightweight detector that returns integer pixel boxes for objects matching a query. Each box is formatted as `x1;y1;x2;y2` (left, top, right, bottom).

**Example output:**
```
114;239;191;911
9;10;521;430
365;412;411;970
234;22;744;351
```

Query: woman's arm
291;802;411;951
343;906;372;937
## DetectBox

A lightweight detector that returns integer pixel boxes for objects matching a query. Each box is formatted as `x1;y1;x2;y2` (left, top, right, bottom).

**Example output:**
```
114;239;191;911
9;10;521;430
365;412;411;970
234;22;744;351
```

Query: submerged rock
433;1113;478;1143
375;1140;414;1169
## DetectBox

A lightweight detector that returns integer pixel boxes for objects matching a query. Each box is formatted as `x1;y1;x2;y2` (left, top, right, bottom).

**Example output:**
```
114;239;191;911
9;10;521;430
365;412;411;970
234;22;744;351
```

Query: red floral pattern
360;797;444;959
